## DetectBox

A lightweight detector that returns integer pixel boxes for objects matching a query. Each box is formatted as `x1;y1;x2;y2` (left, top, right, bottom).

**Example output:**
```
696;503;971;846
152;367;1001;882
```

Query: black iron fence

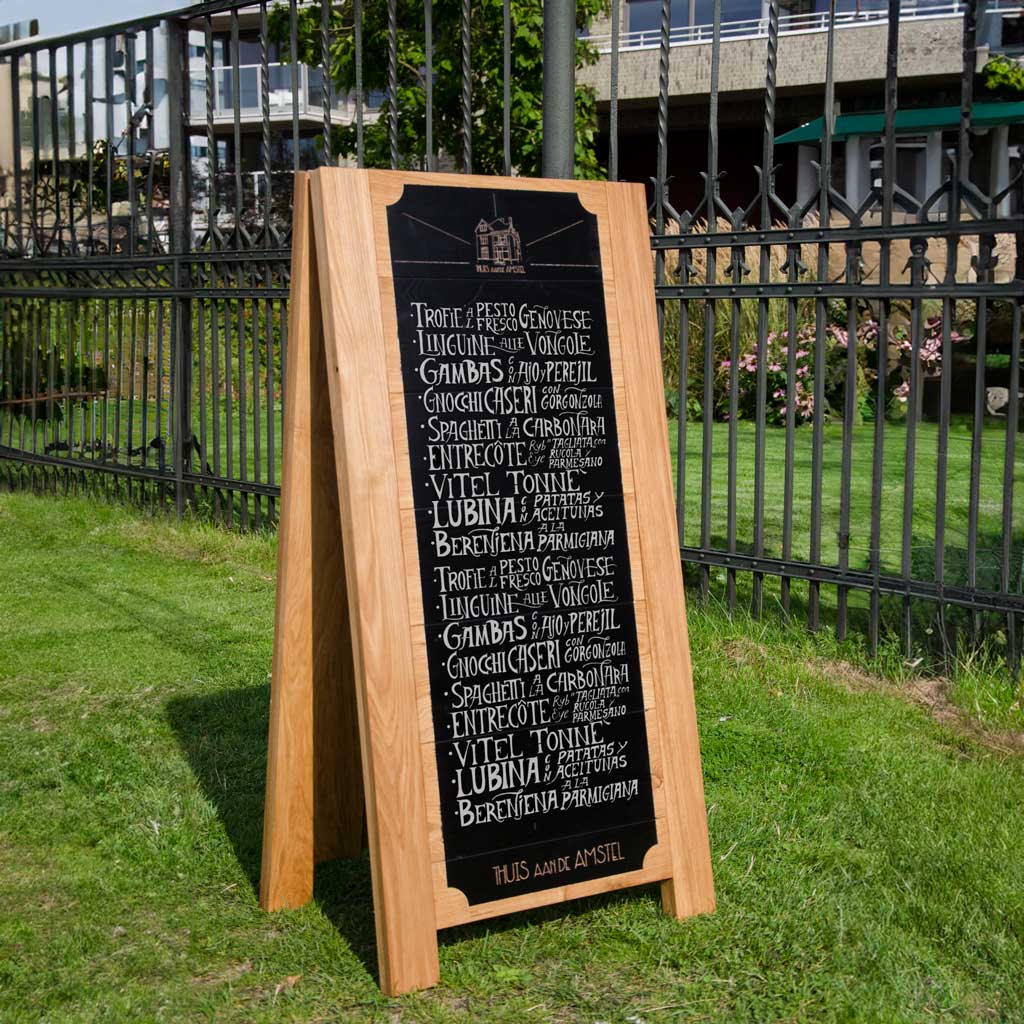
0;0;1021;669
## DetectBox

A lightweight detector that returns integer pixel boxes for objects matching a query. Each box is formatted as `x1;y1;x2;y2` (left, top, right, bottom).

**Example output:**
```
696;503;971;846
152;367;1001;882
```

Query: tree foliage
981;54;1024;97
269;0;608;178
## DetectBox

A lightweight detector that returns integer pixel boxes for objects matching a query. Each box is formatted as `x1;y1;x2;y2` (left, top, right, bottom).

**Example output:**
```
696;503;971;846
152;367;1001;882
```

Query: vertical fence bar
66;44;77;255
237;293;249;529
205;16;218;250
123;300;133;498
18;298;29;452
1001;302;1021;674
726;241;743;612
231;10;245;243
654;0;671;354
168;18;192;517
42;305;52;461
958;0;981;643
29;305;39;456
10;58;24;255
144;28;156;250
224;298;235;524
503;0;512;177
355;0;364;167
609;0;620;182
1;302;10;449
102;301;111;464
126;33;137;256
699;0;722;601
211;296;222;520
322;0;333;167
388;0;399;169
84;305;93;468
114;298;124;471
752;0;779;619
2;303;11;453
104;38;115;253
84;41;95;251
808;0;836;633
265;295;276;521
29;50;39;254
290;0;300;173
425;0;435;171
155;302;165;485
89;302;98;466
260;1;274;241
868;0;899;655
900;241;927;657
198;299;208;504
461;0;472;172
836;241;860;640
967;234;993;637
64;302;74;473
954;0;978;638
48;49;61;254
140;299;150;470
45;48;60;256
675;253;691;547
252;293;262;528
933;295;953;661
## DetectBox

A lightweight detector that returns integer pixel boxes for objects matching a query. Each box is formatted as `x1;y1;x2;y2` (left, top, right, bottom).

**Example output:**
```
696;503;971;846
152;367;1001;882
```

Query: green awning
775;101;1024;145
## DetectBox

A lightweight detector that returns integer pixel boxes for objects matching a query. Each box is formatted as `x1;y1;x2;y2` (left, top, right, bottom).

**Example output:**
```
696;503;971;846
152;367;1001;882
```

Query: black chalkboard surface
387;184;657;905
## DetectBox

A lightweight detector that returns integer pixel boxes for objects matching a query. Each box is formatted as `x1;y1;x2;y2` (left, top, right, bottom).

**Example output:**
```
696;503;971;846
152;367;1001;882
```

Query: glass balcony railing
593;0;1021;51
189;62;376;120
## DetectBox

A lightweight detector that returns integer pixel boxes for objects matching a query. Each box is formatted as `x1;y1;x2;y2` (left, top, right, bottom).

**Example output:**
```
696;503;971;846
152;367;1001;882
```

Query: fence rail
0;0;1021;672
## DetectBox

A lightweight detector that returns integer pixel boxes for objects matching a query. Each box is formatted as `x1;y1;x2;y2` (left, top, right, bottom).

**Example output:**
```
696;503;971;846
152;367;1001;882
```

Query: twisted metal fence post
166;18;192;517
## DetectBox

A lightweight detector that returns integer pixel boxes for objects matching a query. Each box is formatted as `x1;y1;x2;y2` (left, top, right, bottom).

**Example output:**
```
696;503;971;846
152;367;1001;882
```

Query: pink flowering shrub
663;295;975;425
888;316;970;413
719;320;877;424
717;311;972;423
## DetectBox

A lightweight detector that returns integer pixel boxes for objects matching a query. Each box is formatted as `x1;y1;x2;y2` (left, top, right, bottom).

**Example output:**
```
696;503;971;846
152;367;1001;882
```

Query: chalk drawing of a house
475;217;522;266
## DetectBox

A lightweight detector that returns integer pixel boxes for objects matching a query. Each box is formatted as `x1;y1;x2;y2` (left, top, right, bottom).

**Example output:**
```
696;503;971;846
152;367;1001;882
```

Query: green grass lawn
668;418;1022;586
5;401;1020;592
1;491;1022;1023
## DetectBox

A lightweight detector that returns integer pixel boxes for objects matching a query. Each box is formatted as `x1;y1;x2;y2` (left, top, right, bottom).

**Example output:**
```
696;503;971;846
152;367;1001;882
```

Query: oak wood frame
261;168;715;996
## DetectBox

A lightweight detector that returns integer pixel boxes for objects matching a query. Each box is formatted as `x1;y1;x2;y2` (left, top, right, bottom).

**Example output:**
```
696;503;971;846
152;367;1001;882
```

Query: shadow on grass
165;683;667;986
165;684;380;980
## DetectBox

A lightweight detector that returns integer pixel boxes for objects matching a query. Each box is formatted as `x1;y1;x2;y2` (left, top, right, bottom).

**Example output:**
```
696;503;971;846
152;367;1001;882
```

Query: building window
627;0;768;36
212;34;283;66
626;0;686;35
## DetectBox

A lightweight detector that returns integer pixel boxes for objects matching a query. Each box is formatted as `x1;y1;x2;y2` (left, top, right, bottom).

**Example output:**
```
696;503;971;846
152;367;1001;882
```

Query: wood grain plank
261;172;363;910
606;182;717;919
310;168;439;995
260;172;317;912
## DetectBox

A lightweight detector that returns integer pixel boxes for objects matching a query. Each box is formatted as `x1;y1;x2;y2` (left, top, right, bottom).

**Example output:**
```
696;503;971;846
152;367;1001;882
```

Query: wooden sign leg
310;169;440;996
608;183;716;921
261;172;364;913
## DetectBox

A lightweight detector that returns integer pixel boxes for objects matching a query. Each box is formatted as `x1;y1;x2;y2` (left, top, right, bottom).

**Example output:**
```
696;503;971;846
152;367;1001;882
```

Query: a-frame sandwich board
260;168;715;996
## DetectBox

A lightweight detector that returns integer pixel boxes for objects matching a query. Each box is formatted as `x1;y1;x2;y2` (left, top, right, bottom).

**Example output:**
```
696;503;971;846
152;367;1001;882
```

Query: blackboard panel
387;183;657;905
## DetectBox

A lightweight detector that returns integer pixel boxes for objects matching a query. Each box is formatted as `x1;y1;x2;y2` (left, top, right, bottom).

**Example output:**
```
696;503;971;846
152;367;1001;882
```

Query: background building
582;0;1024;220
